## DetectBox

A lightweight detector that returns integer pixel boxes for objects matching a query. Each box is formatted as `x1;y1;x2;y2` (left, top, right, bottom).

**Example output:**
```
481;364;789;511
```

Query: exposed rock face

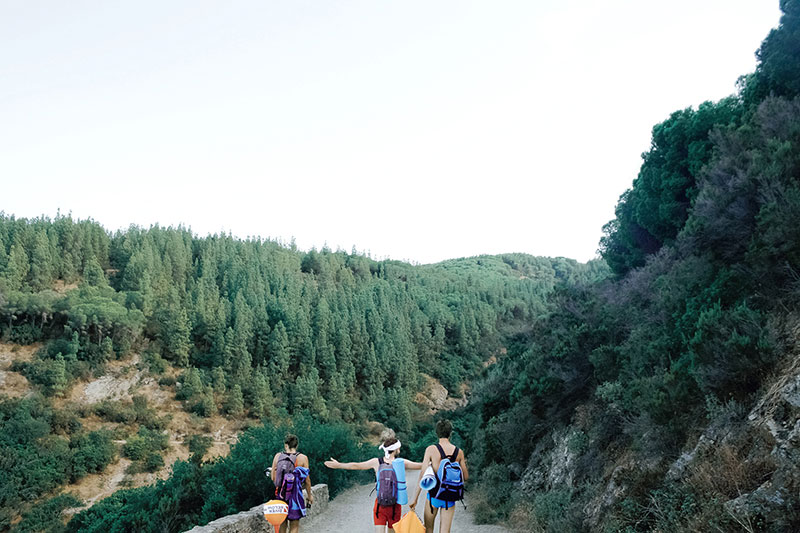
547;429;578;488
183;484;329;533
662;352;800;528
414;374;468;416
519;429;578;495
726;359;800;526
583;465;627;529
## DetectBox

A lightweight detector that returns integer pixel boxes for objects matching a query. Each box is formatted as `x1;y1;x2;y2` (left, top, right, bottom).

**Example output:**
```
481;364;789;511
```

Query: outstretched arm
324;457;379;471
403;459;424;470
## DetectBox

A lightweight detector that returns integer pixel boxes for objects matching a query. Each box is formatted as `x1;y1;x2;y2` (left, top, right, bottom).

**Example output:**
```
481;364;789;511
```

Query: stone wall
183;484;329;533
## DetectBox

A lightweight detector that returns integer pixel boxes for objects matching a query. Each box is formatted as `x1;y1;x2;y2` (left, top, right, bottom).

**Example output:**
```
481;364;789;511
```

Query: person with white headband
325;437;423;532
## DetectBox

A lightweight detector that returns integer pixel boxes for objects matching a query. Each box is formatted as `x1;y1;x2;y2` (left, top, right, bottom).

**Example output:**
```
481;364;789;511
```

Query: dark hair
285;433;299;449
435;419;453;438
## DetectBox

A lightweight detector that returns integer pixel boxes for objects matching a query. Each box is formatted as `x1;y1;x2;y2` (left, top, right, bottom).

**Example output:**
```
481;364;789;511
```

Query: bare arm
296;454;313;504
458;449;469;482
324;457;379;471
409;446;435;511
403;459;424;470
270;453;280;483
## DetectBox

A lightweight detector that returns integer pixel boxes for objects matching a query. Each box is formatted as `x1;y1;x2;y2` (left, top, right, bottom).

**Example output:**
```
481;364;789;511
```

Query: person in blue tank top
325;436;424;532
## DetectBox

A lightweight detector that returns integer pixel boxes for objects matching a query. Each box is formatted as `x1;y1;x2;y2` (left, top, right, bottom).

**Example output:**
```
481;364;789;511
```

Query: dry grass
687;431;776;500
52;280;79;293
0;342;40;399
508;502;544;533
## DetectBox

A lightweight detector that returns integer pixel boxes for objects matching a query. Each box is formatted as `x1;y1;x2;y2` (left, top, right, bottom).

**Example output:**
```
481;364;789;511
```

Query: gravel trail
306;470;513;533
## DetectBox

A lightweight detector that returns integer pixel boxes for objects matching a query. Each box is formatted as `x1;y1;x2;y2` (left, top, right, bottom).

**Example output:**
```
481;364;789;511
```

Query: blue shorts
427;492;453;510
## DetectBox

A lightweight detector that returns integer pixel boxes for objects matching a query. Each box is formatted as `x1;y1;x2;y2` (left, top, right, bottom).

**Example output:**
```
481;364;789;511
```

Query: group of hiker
270;419;468;533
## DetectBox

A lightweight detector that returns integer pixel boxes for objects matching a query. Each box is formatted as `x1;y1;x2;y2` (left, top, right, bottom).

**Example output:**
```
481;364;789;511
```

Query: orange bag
393;511;425;533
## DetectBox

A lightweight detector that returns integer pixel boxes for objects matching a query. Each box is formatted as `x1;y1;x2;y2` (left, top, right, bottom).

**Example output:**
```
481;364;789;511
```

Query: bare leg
424;502;438;533
288;520;300;533
438;506;456;533
279;521;287;533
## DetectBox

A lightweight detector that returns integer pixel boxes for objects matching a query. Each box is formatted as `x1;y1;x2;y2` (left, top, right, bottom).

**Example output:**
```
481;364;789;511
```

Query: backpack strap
373;457;384;499
435;443;447;459
449;447;460;462
280;452;298;465
435;443;459;461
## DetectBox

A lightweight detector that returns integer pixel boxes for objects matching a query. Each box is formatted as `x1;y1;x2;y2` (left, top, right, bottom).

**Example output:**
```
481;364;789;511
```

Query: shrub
71;430;116;481
143;452;164;473
13;493;82;533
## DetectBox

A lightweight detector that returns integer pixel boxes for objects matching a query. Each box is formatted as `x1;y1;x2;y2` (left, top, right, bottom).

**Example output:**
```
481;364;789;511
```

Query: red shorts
373;499;402;528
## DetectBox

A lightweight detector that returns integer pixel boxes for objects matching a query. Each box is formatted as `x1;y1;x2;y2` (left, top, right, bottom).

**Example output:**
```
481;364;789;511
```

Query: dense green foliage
463;4;800;531
65;418;364;533
0;213;601;430
0;396;116;530
0;211;600;528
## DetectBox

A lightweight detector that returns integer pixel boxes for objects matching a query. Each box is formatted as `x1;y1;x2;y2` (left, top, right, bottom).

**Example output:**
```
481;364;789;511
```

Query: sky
0;1;783;264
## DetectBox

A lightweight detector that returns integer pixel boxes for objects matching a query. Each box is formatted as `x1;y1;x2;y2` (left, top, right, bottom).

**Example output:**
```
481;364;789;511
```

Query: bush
531;489;580;533
123;428;169;463
66;418;365;533
143;452;165;473
71;430;116;481
158;375;177;387
94;400;136;424
9;323;43;344
13;493;82;533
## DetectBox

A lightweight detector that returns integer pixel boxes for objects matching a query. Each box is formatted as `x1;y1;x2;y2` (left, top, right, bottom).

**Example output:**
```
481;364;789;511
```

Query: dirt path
306;470;512;533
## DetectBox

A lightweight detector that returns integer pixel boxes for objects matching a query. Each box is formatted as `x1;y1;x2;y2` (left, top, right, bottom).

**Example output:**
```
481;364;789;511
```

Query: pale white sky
0;1;782;264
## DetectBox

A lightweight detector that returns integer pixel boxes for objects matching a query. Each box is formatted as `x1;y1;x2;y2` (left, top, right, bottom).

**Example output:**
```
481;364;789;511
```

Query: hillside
0;227;602;531
3;3;799;532
457;3;800;531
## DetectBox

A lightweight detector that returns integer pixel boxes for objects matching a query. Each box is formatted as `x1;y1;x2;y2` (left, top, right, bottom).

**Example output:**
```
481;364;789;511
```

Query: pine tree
267;321;290;393
29;230;54;291
225;384;245;417
5;244;29;291
248;369;274;419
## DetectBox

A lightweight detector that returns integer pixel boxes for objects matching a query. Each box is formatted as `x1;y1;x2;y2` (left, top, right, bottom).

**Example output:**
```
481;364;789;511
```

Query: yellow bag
394;511;425;533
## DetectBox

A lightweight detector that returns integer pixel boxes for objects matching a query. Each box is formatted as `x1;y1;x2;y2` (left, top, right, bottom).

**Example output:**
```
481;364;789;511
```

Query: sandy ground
306;470;513;533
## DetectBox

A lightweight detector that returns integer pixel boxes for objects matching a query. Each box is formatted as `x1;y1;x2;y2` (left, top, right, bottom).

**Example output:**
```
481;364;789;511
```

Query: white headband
378;441;401;459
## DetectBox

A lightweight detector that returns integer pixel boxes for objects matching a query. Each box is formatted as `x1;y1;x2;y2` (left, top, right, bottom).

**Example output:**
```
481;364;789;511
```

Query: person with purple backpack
325;437;424;532
270;434;314;533
409;419;469;533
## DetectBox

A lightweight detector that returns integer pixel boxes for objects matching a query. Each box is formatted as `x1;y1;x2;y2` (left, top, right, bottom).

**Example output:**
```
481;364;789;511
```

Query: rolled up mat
419;466;436;490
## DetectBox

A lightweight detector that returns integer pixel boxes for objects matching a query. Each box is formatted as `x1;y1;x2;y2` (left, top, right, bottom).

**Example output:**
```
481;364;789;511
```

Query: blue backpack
434;444;465;508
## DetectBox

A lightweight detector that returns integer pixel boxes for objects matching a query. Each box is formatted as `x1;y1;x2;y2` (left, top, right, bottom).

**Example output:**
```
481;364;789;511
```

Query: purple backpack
275;452;297;501
376;458;398;506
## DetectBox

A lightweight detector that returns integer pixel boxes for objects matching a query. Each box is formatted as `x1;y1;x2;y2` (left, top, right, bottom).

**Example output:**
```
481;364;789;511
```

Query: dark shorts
373;499;402;527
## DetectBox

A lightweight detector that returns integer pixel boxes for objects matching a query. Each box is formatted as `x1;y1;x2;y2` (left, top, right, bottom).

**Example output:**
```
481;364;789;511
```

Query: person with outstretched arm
325;437;423;532
409;419;469;533
270;433;314;533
